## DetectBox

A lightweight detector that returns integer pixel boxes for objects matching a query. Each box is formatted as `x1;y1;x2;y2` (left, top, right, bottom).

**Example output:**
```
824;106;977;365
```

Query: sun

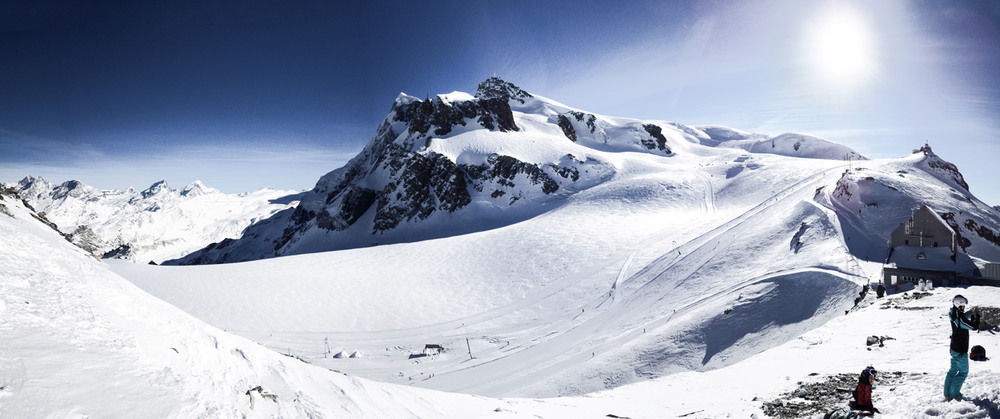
802;4;877;89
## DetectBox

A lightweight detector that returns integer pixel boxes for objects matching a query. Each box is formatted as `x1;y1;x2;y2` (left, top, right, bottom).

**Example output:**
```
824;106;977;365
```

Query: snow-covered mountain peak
15;175;56;201
15;178;300;263
476;76;533;104
393;92;420;106
180;180;219;197
436;91;477;104
909;143;970;192
140;180;171;199
697;125;758;142
167;79;1000;269
53;179;97;200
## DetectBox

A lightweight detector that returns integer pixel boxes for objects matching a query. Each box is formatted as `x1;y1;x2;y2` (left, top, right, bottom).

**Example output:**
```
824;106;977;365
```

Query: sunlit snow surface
3;189;998;417
112;149;998;416
5;87;1000;416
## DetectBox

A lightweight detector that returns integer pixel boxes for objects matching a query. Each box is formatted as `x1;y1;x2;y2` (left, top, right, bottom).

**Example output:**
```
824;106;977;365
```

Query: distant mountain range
8;176;300;263
7;78;998;269
167;77;999;266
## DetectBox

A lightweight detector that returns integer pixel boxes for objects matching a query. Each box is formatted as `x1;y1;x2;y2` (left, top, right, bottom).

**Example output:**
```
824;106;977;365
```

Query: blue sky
1;0;998;205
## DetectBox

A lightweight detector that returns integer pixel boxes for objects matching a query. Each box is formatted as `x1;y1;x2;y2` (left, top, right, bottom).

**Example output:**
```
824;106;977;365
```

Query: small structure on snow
882;204;976;289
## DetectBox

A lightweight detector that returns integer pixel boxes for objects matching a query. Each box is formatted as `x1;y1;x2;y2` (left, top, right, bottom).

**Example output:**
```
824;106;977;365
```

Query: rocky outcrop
102;243;135;260
568;111;598;134
52;180;93;200
964;218;1000;248
642;124;672;154
278;147;572;239
918;144;969;191
557;115;577;142
940;212;973;252
392;77;526;138
477;76;532;104
172;78;605;264
462;154;562;204
140;180;170;199
373;151;472;231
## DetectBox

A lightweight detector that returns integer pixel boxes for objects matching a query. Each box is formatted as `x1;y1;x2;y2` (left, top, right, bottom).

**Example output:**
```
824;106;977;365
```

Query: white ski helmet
953;295;968;310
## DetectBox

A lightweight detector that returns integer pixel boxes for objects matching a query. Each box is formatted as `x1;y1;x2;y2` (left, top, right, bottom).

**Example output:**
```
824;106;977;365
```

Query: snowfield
2;188;998;417
3;78;1000;417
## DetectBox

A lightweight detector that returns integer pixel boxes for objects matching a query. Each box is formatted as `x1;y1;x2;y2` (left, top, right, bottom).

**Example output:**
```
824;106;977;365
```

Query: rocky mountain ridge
170;77;1000;265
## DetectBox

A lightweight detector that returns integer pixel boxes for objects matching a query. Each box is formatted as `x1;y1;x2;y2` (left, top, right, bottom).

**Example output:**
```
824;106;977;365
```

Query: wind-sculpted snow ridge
12;176;301;264
169;78;878;265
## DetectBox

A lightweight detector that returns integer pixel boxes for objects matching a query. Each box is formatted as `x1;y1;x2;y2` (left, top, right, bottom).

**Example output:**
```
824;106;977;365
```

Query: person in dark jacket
850;366;879;414
944;294;980;401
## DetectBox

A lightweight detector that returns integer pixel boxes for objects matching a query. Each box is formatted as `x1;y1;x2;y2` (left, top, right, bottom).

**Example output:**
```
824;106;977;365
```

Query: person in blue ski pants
944;294;980;401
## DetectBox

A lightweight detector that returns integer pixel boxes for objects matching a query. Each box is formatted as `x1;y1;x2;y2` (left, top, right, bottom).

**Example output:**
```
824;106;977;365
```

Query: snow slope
116;80;1000;408
5;78;1000;417
10;177;300;263
114;147;1000;403
5;173;999;418
0;183;522;418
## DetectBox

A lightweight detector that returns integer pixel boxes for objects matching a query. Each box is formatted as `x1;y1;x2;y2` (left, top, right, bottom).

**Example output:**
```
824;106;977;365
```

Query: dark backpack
970;345;986;361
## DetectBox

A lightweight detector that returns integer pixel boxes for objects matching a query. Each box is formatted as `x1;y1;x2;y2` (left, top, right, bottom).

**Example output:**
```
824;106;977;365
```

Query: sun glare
803;4;877;90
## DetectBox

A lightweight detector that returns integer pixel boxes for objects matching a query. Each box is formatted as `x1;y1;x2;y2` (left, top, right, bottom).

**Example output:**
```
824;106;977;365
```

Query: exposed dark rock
315;210;341;231
791;222;808;253
642;124;672;154
392;92;519;136
940;212;973;252
919;144;969;191
476;77;532;104
832;171;854;202
140;180;170;199
339;186;379;226
431;100;478;136
978;306;1000;330
761;371;906;418
478;97;519;132
102;243;134;260
557;115;577;142
373;151;472;232
550;157;581;182
52;180;87;200
964;218;1000;248
567;111;598;134
464;154;560;198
